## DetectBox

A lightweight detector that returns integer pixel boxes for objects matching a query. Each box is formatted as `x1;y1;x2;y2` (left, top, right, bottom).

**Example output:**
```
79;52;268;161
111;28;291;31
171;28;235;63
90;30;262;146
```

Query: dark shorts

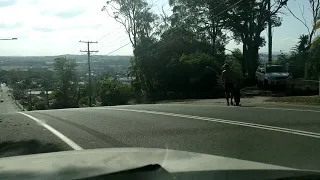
225;83;234;93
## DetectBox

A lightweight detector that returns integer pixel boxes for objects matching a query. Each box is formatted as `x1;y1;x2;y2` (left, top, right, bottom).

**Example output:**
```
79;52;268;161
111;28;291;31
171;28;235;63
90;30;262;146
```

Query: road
1;100;320;170
0;84;20;113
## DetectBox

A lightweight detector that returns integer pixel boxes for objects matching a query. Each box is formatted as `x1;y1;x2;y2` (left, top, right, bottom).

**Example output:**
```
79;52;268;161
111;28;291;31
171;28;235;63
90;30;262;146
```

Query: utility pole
28;89;32;111
46;89;49;109
80;40;98;107
268;0;272;63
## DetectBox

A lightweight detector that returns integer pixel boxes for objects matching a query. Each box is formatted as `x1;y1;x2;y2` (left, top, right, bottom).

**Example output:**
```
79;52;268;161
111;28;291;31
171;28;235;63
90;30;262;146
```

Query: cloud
282;37;298;42
42;7;86;19
0;22;23;29
0;0;17;7
32;27;56;32
32;23;102;32
16;0;39;5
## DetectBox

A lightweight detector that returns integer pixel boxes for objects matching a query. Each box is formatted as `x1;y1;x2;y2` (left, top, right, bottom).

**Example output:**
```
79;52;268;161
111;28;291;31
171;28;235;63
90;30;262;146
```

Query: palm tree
291;35;309;54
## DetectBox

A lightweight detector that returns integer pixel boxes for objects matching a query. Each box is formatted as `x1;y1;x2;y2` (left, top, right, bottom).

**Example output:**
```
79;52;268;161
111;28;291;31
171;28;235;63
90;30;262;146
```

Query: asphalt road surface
0;84;20;113
1;100;320;170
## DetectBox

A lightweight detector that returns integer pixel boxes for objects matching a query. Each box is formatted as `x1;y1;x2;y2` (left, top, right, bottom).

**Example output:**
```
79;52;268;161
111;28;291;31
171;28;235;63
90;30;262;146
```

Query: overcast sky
0;0;316;56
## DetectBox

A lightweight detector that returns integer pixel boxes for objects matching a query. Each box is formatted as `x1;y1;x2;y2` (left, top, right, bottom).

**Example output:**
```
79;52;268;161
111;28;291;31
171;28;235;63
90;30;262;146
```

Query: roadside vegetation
266;96;320;105
278;1;320;80
0;0;319;110
0;57;133;110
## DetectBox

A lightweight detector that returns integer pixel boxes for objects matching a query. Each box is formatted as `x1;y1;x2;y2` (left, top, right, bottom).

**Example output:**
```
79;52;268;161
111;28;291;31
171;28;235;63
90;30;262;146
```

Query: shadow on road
0;139;66;158
237;105;256;108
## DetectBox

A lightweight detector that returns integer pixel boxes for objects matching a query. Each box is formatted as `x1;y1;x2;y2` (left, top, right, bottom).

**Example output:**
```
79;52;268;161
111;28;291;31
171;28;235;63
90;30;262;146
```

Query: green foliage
103;0;157;47
310;37;320;78
173;52;223;98
12;89;26;100
97;77;132;106
229;57;243;82
224;0;288;82
277;34;320;80
34;100;47;110
169;0;227;55
78;96;89;107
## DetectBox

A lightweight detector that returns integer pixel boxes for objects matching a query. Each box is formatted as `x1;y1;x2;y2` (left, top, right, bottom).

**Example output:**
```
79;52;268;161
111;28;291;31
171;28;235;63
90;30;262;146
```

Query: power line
79;40;99;107
133;0;244;59
105;0;243;58
96;0;166;51
100;0;243;57
98;35;129;48
105;42;131;55
95;27;121;42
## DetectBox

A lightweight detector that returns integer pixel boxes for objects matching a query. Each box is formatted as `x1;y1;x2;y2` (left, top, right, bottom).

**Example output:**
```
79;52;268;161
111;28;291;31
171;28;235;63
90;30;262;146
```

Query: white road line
172;103;320;113
101;107;320;139
18;112;83;150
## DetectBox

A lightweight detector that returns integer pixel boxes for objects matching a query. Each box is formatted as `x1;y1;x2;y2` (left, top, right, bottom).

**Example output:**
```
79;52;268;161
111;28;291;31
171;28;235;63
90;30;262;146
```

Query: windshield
1;0;320;178
266;66;286;73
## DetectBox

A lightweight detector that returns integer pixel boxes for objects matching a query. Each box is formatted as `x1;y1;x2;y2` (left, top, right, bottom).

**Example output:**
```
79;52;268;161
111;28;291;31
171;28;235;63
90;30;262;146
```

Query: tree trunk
242;43;248;75
243;43;259;84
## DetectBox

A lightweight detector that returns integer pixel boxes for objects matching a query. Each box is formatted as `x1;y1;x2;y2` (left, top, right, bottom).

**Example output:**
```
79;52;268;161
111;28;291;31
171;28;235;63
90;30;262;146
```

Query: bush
34;100;47;110
97;78;133;106
12;89;25;100
78;96;89;107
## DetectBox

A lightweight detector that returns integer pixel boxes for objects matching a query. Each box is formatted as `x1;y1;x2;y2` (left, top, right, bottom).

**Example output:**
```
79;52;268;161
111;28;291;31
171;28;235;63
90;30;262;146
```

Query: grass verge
265;96;320;105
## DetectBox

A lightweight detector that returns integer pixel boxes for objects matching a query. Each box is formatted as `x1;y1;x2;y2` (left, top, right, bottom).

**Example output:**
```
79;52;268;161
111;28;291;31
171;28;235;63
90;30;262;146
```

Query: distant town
0;55;132;84
0;53;276;73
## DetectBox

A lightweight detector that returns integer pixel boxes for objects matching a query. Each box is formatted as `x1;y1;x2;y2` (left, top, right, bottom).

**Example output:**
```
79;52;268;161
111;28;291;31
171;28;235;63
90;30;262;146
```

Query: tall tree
225;0;288;82
102;0;157;48
53;57;79;109
102;0;158;98
286;0;320;47
169;0;227;55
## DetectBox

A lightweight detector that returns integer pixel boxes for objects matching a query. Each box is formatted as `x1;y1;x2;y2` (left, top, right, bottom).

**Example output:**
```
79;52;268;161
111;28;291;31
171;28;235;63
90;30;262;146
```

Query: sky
0;0;316;56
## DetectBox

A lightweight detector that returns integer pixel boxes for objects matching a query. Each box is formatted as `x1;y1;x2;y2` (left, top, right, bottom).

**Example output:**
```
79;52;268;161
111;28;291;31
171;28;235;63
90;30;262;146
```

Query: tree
97;77;132;106
286;0;320;47
102;0;158;48
77;83;89;107
278;34;317;79
310;16;320;79
102;0;159;99
225;0;288;82
176;52;223;98
52;57;79;109
169;0;227;55
230;48;245;73
40;78;53;109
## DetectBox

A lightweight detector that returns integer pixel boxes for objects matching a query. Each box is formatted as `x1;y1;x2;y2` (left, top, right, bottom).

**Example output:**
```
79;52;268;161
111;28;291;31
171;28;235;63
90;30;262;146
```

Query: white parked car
256;65;290;87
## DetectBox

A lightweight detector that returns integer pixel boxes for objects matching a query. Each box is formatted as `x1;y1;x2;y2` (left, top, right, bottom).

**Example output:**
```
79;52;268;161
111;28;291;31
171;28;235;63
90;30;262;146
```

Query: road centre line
18;112;83;150
162;103;320;113
101;107;320;139
151;104;320;113
249;106;320;113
